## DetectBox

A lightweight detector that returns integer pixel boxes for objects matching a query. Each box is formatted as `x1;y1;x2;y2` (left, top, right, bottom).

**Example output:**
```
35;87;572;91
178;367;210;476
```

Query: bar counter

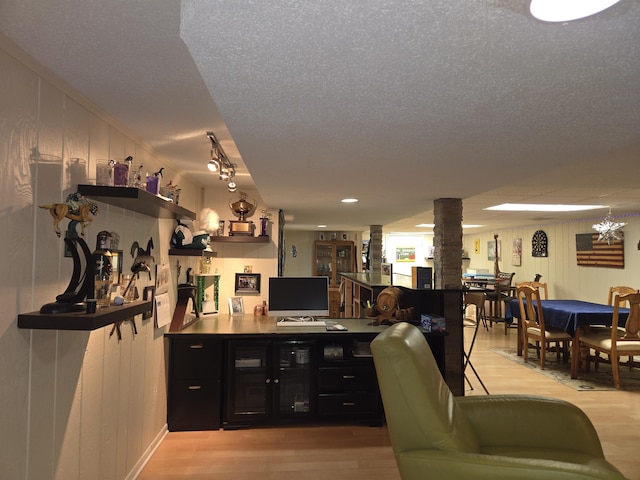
167;313;391;336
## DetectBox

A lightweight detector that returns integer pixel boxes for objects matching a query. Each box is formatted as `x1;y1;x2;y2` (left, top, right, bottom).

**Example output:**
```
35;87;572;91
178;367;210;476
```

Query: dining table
505;298;630;357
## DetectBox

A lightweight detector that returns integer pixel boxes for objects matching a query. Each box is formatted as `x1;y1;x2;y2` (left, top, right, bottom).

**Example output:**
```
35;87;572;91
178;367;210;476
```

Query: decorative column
369;225;383;273
432;198;463;289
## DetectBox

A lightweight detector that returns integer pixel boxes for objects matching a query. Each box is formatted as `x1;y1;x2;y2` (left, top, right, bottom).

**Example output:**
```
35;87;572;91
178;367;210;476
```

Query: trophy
228;192;257;236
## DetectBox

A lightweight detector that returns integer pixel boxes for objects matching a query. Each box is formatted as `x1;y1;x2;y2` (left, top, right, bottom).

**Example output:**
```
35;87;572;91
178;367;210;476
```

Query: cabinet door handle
189;343;204;349
274;378;279;384
188;385;202;390
342;375;356;379
342;402;355;406
266;378;271;384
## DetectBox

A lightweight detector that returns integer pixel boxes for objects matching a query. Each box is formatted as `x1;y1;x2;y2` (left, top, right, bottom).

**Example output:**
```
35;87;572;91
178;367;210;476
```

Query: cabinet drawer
318;392;378;416
168;379;221;431
318;366;377;391
170;339;221;379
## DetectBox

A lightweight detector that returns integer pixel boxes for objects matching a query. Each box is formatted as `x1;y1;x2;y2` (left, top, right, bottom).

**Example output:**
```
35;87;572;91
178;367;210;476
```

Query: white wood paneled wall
462;217;640;302
0;36;201;480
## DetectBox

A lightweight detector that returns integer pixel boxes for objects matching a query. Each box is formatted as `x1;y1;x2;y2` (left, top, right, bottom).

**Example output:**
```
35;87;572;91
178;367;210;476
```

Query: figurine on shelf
171;219;209;250
259;209;272;237
40;192;98;237
130;237;155;279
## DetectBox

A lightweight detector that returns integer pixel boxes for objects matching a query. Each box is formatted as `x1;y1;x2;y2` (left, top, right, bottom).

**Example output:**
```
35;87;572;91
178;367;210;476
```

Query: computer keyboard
276;320;326;327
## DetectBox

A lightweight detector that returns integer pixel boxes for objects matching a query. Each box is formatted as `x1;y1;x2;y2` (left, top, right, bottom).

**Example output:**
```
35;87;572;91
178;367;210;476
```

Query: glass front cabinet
313;240;356;317
225;339;315;427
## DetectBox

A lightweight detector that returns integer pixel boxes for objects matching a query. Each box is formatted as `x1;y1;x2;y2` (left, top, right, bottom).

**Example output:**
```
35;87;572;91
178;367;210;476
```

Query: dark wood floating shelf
77;184;196;220
169;249;218;257
17;300;152;331
210;236;270;243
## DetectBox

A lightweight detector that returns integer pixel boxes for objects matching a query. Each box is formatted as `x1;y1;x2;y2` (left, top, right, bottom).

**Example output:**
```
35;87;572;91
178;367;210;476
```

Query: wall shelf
17;300;152;331
77;184;196;220
210;236;269;243
169;249;218;257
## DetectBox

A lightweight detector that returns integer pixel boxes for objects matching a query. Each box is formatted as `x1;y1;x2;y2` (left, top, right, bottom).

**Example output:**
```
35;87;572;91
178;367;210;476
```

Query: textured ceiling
1;0;639;233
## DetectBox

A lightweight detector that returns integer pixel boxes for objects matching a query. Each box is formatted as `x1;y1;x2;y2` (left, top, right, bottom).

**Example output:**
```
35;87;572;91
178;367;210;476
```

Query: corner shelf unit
210;236;269;243
77;184;196;220
17;300;152;331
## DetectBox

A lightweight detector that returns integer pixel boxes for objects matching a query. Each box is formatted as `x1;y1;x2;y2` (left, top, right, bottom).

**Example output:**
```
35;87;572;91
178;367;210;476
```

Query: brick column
369;225;383;273
433;199;462;289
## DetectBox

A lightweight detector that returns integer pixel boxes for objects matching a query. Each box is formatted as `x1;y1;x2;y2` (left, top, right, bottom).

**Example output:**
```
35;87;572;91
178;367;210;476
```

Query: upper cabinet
77;184;196;220
313;240;355;289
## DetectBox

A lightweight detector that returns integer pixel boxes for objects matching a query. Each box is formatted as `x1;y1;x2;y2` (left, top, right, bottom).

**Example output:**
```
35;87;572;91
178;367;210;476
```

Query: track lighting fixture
206;131;236;186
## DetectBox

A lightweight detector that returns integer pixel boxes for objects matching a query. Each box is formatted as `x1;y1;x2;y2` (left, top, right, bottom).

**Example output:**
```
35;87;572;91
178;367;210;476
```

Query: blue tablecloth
506;299;629;336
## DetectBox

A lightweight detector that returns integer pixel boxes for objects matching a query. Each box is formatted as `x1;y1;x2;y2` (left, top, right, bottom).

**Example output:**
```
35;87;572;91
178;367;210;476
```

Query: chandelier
592;208;626;245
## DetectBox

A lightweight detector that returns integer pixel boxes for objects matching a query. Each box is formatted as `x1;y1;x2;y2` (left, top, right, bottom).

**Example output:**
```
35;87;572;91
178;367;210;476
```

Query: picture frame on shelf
235;273;261;294
110;250;123;292
228;296;244;314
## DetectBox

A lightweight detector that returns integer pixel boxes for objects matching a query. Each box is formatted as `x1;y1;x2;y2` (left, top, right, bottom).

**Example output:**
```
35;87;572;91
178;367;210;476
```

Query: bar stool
463;292;489;394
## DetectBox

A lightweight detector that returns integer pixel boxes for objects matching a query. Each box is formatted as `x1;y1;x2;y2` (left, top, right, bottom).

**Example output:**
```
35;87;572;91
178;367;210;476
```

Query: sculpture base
229;221;255;236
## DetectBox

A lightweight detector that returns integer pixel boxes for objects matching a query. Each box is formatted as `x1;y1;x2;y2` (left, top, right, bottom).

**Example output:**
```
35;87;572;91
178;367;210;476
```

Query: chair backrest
517;284;546;333
516;281;548;299
612;292;640;341
370;323;480;455
495;272;515;294
464;291;485;323
607;286;638;307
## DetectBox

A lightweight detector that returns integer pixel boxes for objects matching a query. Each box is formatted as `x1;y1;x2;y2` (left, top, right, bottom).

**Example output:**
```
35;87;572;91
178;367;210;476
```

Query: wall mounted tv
268;276;330;318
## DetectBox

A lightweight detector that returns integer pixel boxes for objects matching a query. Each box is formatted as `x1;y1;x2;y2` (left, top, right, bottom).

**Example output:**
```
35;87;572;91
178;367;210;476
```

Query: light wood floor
138;324;640;480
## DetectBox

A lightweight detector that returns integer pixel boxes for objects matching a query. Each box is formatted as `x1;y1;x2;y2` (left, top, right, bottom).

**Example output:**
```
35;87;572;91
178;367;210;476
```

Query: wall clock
531;230;548;257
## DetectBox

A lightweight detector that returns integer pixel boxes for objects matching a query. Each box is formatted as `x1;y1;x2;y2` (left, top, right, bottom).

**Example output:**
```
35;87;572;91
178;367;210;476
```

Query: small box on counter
420;314;446;332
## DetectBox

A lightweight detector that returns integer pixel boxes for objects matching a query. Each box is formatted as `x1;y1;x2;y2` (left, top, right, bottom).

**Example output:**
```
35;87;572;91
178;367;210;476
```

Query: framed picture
243;265;253;273
110;250;123;292
512;238;522;266
381;262;393;276
235;273;261;294
396;246;416;262
228;296;244;314
487;240;501;261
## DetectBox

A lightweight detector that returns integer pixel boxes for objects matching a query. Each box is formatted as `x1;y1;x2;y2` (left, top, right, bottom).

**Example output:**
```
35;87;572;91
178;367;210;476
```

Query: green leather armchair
370;322;627;479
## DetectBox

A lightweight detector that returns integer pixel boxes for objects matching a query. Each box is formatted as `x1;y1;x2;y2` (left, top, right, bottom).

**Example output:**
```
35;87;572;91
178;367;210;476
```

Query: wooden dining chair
486;271;515;333
517;285;572;369
515;281;548;299
607;285;638;307
572;292;640;388
592;286;640;370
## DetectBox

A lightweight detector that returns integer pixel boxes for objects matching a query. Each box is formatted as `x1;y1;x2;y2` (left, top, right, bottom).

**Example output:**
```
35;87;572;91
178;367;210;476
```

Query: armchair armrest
396;449;625;480
456;395;604;457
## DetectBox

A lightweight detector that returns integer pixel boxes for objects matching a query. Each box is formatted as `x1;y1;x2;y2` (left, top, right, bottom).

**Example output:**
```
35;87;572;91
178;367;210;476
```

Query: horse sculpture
40;202;99;237
131;237;155;279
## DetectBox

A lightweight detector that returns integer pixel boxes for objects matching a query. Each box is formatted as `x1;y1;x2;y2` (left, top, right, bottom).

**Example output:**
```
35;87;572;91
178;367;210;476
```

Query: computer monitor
268;276;330;318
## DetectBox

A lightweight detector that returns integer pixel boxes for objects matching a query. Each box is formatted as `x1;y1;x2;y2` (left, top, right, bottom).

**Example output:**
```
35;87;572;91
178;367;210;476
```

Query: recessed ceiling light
415;223;484;228
530;0;621;22
485;203;607;212
317;224;327;228
341;198;358;203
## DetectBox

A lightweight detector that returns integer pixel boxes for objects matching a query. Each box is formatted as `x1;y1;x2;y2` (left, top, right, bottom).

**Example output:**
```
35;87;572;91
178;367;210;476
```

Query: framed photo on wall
512;238;522;266
235;273;261;294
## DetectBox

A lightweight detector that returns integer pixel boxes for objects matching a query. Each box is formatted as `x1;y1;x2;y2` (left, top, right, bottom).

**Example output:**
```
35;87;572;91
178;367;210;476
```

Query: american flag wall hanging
575;233;624;268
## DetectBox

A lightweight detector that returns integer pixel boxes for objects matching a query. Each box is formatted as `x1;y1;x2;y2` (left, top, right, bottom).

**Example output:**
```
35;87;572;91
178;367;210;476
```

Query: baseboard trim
126;424;169;480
